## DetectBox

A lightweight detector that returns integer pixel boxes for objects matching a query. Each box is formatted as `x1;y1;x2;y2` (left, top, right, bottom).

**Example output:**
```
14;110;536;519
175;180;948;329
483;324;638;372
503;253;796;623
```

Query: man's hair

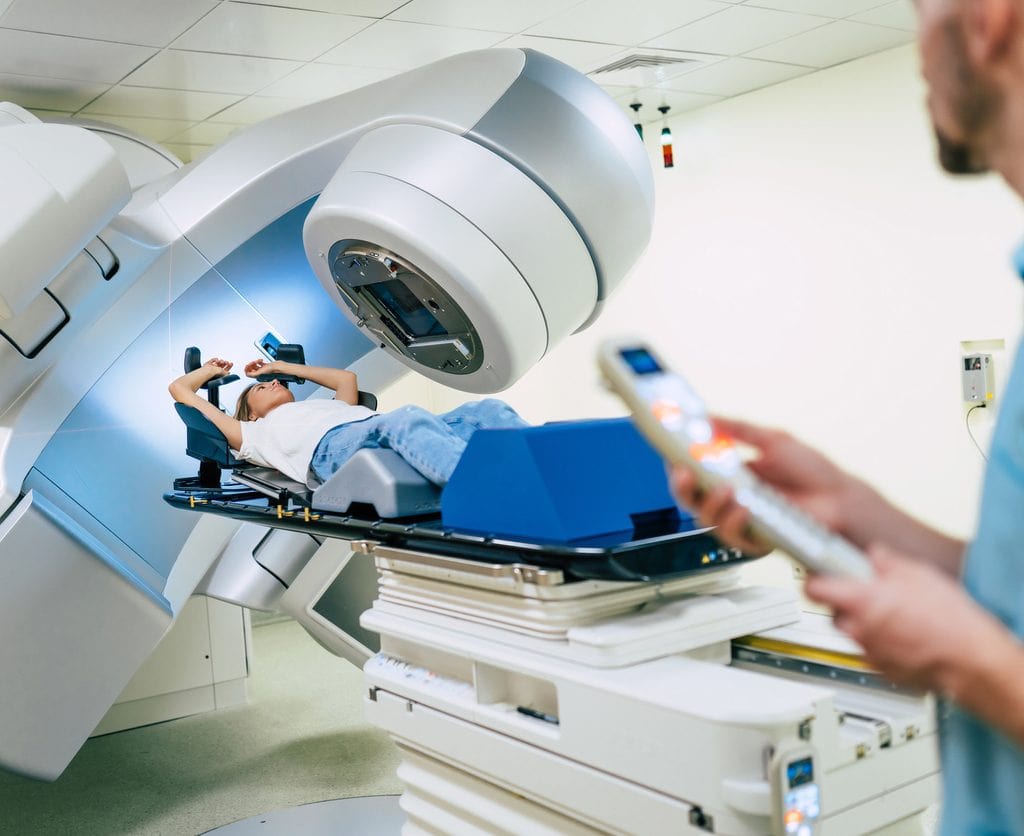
234;383;257;421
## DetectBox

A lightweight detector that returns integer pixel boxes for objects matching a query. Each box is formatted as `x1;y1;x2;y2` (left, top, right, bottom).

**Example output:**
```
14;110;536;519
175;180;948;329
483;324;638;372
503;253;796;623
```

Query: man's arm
671;416;966;577
168;358;243;450
244;359;359;405
840;480;965;575
945;618;1024;746
808;548;1024;746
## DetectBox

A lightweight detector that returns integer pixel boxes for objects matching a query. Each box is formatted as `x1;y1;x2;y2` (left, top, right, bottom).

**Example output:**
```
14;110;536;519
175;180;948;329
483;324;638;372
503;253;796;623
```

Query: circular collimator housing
303;125;573;393
328;241;482;375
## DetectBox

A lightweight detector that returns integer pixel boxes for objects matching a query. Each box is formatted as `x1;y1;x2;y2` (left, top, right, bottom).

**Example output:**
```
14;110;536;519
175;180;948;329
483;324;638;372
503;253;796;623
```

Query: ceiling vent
592;53;698;74
589;52;702;87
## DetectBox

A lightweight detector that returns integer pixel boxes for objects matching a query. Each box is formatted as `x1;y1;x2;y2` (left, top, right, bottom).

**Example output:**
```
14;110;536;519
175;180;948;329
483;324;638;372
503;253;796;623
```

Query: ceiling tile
742;0;889;16
646;6;826;55
122;50;302;96
616;87;721;120
748;19;912;66
0;0;924;156
0;73;108;111
27;109;74;121
171;4;372;61
660;56;810;96
82;86;241;121
0;30;154;84
259;63;397;99
493;35;623;72
239;0;407;15
527;0;724;47
162;142;210;164
1;0;217;47
318;20;505;70
70;114;196;142
850;1;916;31
389;0;583;34
212;96;309;124
167;121;244;144
599;83;639;99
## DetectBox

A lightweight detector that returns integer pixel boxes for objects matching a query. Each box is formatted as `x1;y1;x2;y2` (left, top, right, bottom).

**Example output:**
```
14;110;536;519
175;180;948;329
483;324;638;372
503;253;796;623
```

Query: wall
434;43;1024;545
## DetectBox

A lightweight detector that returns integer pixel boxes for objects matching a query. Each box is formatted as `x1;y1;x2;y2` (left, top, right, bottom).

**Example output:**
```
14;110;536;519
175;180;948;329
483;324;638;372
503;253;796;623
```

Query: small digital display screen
620;347;663;375
258;332;281;360
367;279;446;339
787;756;814;788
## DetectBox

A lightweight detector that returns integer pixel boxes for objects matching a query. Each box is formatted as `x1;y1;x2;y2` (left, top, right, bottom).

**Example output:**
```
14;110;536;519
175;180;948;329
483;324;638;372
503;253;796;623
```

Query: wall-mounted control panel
962;353;995;405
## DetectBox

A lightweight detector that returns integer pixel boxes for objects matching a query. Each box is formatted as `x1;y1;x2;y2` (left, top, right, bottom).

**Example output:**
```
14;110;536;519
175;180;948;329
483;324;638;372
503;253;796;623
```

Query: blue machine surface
442;418;690;542
33;199;374;579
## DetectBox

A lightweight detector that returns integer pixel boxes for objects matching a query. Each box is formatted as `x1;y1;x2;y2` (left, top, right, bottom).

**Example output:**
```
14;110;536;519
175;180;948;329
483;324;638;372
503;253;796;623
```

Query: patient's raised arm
168;358;243;450
243;359;359;406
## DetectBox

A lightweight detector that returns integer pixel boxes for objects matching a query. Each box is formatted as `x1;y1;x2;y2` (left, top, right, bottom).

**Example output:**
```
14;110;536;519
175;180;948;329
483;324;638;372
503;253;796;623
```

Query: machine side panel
212;197;375;367
32;201;375;581
0;490;172;781
31;270;268;578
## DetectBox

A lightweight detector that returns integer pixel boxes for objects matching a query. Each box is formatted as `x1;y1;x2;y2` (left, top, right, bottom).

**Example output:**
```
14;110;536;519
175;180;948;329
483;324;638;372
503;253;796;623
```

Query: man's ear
964;0;1017;66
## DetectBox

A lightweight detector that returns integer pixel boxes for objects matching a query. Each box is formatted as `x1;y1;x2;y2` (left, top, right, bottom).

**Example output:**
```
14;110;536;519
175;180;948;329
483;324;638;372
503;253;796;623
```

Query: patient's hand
204;357;233;377
170;357;234;401
244;358;278;378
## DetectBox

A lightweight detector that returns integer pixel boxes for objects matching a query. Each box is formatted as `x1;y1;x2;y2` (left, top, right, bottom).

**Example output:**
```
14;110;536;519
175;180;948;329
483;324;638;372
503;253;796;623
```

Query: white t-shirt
235;398;375;485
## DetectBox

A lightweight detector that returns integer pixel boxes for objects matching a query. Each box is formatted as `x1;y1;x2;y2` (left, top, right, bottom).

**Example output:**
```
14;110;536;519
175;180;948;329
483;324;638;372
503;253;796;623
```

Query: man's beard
935;127;989;174
933;19;996;176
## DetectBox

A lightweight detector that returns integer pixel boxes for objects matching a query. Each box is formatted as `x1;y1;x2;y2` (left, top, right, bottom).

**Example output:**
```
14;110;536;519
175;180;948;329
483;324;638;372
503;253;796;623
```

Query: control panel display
256;331;281;360
787;756;813;787
619;347;663;375
782;756;820;835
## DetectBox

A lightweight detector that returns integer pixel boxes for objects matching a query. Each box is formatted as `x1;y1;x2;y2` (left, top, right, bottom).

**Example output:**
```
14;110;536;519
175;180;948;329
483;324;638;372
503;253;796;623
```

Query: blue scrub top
938;244;1024;834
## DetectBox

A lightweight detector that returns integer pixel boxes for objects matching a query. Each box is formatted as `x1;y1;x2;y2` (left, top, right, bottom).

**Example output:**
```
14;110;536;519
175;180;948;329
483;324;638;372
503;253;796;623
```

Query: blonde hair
234;383;258;421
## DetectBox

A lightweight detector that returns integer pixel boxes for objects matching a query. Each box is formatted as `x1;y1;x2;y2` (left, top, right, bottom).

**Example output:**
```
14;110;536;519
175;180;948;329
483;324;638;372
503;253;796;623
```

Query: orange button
651;399;682;423
689;436;734;461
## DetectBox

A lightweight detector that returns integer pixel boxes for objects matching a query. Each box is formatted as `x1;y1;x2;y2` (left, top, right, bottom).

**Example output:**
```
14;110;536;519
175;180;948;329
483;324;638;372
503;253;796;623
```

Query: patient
169;356;527;486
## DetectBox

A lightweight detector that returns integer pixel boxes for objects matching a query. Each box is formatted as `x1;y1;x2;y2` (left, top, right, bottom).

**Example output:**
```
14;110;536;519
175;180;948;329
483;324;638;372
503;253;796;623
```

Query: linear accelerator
0;48;936;835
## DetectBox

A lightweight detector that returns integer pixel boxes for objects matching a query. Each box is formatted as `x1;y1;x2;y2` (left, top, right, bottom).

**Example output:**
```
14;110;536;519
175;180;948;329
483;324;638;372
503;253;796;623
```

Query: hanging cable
965;403;989;462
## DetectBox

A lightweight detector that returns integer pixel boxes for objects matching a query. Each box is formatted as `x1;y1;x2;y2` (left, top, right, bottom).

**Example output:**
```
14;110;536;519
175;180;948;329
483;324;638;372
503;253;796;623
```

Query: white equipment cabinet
356;545;939;835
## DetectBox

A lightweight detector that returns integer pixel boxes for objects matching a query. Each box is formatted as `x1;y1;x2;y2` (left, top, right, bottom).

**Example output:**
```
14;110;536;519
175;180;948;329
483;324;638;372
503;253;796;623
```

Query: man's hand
670;417;859;555
807;547;1008;693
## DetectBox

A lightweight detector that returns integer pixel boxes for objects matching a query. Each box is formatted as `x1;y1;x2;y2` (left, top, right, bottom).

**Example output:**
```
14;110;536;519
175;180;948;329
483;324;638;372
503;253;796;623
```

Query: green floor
0;620;402;835
0;616;944;835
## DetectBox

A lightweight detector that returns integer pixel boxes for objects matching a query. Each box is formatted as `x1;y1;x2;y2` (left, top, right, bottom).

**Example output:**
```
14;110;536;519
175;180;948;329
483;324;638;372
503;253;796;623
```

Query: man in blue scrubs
672;0;1024;831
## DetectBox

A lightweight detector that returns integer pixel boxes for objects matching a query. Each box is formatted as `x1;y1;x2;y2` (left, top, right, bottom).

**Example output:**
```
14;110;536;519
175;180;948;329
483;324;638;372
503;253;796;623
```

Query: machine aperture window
367;279;446;340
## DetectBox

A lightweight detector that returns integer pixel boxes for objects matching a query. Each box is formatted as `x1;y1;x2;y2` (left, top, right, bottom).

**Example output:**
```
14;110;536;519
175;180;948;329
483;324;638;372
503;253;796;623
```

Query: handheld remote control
597;338;873;580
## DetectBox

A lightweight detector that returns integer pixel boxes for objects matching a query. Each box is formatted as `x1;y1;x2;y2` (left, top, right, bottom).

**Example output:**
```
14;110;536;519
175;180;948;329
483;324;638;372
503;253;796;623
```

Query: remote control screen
619;347;663;375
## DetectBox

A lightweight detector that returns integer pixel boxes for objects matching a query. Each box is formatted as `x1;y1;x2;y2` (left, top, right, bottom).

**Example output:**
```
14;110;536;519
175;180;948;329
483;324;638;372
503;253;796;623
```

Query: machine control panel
962;352;995;404
772;749;821;835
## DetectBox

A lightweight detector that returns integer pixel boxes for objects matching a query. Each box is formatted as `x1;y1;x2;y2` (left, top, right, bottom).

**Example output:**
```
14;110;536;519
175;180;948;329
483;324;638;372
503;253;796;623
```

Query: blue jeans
310;399;528;486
